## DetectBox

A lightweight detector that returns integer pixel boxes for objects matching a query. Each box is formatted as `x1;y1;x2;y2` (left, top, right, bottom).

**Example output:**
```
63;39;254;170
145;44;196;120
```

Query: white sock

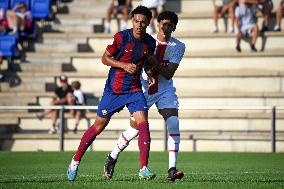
274;25;280;30
110;126;138;159
140;166;147;171
104;21;110;33
70;158;80;170
120;20;128;31
166;116;180;169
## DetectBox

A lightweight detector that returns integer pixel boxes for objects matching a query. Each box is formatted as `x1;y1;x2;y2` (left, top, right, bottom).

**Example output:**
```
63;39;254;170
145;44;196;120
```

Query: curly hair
131;6;152;23
157;11;179;27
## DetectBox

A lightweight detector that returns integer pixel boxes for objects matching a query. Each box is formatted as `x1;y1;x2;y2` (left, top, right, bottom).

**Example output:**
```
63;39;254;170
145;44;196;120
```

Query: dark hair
71;81;81;89
157;11;178;27
131;6;152;23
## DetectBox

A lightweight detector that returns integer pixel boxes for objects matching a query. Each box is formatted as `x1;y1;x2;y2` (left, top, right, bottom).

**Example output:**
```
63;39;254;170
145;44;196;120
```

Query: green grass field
0;151;283;189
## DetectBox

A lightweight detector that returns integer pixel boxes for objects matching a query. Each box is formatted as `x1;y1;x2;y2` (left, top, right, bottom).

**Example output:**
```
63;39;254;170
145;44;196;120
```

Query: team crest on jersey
102;109;107;115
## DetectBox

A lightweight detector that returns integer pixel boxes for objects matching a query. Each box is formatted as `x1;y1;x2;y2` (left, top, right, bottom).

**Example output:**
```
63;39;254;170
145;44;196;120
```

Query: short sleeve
169;42;185;64
106;32;123;56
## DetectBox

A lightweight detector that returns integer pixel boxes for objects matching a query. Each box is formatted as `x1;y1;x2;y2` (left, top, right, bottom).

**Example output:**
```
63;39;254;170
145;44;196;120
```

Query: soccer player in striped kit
104;11;186;181
67;6;157;181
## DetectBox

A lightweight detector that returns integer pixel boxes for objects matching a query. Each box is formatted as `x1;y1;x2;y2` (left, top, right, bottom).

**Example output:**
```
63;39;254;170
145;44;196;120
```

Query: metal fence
0;105;282;152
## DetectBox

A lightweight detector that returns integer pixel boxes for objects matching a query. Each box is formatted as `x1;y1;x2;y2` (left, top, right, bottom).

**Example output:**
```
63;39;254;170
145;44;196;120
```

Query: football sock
138;121;151;168
110;126;138;159
70;158;80;171
166;116;180;169
73;125;98;161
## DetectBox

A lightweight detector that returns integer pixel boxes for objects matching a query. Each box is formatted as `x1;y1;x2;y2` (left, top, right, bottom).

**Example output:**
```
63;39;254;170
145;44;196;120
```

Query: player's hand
123;63;137;74
148;77;156;87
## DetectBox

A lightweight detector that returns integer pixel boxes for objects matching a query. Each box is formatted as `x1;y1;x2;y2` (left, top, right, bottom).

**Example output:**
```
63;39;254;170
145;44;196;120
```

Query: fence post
164;121;168;152
271;106;276;153
59;105;65;152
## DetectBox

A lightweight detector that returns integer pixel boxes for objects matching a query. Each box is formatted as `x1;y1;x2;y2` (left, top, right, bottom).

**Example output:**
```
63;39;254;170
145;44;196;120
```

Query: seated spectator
274;0;284;31
0;7;7;33
71;81;86;134
104;0;132;33
255;0;273;32
6;2;32;34
142;0;163;34
0;55;3;81
159;0;167;12
235;0;259;52
36;75;73;134
212;0;237;33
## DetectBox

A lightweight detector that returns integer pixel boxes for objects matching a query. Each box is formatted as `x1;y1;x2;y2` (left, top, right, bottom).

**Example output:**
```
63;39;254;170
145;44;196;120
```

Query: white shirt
141;36;186;94
73;89;85;105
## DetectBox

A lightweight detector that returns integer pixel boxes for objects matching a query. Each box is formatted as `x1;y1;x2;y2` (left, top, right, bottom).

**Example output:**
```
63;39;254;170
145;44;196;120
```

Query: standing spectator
212;0;237;33
104;0;132;33
235;0;259;52
6;2;32;34
71;81;86;134
36;75;73;134
67;6;156;181
273;0;284;31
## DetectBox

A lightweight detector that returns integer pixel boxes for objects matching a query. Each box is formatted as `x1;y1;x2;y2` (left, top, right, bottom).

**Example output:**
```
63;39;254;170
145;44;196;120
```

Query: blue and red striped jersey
104;29;156;94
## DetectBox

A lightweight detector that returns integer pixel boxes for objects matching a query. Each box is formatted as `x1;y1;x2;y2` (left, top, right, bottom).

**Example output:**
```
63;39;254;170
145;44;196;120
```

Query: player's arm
101;50;137;74
145;55;179;80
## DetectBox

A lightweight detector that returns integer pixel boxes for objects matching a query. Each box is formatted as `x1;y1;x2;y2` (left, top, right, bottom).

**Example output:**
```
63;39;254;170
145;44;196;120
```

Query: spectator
142;0;160;34
71;81;86;134
6;2;32;34
212;0;237;33
235;0;259;52
159;0;167;12
36;75;73;134
273;0;284;31
0;7;6;33
104;0;132;33
0;55;3;81
255;0;273;32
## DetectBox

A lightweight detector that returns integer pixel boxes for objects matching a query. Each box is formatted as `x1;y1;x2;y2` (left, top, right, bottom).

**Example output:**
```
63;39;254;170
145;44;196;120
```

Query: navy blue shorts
97;91;147;118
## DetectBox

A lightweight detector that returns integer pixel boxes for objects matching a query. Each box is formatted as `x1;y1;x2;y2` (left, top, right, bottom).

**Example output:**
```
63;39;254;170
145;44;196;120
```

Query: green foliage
0;152;284;189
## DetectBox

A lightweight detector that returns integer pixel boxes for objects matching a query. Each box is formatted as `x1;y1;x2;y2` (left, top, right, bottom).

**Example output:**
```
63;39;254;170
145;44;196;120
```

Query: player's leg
67;115;110;181
104;94;155;179
132;110;156;180
159;108;184;181
156;91;184;181
67;91;122;181
127;91;155;179
104;117;139;179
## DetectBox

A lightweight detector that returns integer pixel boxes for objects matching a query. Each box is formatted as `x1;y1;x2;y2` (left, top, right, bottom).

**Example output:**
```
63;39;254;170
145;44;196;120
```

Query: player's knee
166;116;179;134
